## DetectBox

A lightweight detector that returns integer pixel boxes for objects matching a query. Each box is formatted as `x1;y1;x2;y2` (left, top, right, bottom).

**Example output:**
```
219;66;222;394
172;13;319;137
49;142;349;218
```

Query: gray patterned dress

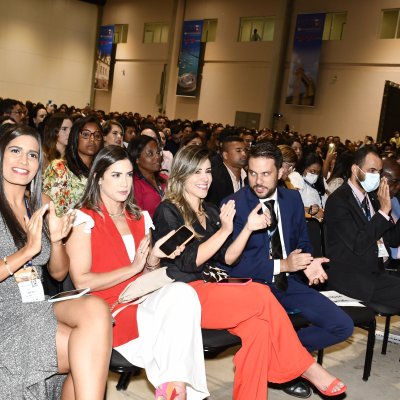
0;215;66;399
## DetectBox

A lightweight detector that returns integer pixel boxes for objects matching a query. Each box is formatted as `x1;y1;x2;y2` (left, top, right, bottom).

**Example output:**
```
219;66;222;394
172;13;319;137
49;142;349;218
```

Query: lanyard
139;173;165;198
350;189;371;220
24;198;33;267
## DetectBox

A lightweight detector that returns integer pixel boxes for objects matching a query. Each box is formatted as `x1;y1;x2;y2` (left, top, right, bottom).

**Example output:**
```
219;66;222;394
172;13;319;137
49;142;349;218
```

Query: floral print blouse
42;159;87;216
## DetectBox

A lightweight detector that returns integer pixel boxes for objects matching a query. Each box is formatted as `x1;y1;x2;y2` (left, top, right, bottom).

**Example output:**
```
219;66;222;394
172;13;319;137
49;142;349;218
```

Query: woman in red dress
66;145;209;400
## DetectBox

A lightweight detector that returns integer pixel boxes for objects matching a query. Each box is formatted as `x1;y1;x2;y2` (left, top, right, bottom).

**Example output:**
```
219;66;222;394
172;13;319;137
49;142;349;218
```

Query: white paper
320;290;365;307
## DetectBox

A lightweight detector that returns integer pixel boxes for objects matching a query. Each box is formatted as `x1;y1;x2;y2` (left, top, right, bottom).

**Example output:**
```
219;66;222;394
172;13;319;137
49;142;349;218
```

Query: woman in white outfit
66;145;209;400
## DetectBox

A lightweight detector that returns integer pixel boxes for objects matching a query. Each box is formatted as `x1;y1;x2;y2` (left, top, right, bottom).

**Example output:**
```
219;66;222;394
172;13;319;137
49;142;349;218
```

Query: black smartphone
159;226;194;256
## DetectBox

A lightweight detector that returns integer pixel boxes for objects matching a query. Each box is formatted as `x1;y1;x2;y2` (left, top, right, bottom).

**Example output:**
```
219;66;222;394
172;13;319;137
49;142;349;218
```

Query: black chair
109;349;141;391
307;218;378;381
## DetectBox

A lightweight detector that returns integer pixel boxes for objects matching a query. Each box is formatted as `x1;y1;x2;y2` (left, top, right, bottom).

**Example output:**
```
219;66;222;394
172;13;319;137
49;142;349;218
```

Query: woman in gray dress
0;124;112;399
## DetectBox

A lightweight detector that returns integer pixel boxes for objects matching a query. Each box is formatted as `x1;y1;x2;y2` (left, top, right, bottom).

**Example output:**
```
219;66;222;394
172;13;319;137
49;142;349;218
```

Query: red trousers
189;280;314;400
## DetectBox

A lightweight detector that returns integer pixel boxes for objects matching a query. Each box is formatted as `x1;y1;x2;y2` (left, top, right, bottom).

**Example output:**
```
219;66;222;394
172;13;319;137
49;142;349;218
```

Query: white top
299;180;326;208
224;163;247;193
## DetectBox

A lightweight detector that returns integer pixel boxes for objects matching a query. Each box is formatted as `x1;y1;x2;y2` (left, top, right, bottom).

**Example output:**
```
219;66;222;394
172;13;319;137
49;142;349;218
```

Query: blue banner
95;25;114;91
286;13;325;106
177;20;203;97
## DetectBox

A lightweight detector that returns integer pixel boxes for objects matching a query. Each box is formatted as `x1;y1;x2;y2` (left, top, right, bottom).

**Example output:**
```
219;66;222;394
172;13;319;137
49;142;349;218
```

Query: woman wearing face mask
299;153;327;220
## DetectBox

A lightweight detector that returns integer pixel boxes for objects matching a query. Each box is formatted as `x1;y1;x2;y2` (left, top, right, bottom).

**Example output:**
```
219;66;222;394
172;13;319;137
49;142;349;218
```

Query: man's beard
249;184;276;199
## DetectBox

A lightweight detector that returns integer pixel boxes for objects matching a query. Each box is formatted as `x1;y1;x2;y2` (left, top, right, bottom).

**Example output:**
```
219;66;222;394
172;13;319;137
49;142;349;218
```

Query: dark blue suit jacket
221;186;313;283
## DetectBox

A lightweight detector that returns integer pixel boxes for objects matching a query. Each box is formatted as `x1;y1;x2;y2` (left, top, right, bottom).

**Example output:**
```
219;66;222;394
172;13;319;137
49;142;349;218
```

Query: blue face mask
357;167;380;192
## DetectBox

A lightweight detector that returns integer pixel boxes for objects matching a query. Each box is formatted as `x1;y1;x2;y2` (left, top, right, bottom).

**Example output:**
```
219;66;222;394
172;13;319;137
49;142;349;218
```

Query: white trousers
114;282;209;399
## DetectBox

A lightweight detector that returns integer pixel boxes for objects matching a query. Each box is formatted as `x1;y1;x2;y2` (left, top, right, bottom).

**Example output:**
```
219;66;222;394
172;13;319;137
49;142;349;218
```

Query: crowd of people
2;95;400;400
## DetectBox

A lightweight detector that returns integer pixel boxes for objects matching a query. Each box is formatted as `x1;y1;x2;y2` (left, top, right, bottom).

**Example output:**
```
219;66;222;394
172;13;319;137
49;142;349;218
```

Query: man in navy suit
221;142;353;396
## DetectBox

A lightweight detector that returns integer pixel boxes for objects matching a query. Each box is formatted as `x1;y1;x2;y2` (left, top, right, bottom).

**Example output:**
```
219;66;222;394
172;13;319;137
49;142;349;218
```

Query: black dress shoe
282;379;312;398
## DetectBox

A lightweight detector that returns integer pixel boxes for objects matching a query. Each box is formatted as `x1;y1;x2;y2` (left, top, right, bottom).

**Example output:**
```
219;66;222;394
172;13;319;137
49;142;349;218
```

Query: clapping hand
378;176;391;215
303;257;329;286
220;200;236;234
48;202;76;243
131;235;151;272
246;203;271;232
24;203;49;258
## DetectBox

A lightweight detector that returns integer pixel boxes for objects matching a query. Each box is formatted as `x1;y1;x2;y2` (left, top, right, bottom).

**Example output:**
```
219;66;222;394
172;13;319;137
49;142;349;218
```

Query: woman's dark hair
179;132;202;148
327;151;354;184
0;124;46;248
102;119;124;136
299;152;325;196
65;115;103;179
43;113;72;162
76;145;141;219
127;135;166;183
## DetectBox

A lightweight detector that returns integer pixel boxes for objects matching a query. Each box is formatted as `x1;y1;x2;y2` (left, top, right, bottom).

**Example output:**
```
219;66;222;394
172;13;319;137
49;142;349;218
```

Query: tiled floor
106;316;400;399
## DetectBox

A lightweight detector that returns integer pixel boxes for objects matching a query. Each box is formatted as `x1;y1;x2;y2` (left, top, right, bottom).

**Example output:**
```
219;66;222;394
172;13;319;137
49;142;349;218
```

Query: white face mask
304;172;318;185
357;167;380;192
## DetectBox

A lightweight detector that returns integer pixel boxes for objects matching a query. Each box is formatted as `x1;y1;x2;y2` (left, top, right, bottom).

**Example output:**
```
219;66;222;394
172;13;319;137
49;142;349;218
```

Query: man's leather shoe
282;379;312;398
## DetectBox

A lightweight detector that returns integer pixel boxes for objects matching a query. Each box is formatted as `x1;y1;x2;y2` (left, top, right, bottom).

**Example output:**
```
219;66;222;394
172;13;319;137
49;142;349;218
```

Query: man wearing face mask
324;146;400;306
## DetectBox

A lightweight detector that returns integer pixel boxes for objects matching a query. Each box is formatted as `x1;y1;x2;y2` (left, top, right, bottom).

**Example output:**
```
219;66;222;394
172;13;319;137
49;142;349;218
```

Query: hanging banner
285;13;325;106
177;20;203;97
94;25;115;91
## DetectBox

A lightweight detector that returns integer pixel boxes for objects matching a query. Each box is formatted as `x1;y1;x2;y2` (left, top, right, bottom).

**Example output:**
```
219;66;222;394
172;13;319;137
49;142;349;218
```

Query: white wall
280;0;400;141
0;0;98;107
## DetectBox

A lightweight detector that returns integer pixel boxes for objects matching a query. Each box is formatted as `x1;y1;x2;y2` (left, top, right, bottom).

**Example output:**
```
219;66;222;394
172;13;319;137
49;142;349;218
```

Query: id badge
14;266;45;303
377;240;389;258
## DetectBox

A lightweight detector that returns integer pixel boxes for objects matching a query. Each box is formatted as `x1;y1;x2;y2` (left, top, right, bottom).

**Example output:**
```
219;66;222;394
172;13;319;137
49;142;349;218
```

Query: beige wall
280;0;400;141
99;0;174;114
101;0;286;127
0;0;98;107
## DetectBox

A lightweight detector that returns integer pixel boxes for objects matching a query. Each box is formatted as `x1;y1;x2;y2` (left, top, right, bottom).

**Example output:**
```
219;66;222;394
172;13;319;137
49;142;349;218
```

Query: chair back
306;218;323;257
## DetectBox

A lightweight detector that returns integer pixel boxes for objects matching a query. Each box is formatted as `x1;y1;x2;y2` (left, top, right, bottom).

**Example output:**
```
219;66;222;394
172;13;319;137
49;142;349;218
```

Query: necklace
108;210;125;218
196;208;205;217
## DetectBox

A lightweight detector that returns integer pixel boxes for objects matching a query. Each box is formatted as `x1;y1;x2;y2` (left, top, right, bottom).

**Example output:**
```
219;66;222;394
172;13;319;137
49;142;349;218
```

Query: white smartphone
48;288;90;303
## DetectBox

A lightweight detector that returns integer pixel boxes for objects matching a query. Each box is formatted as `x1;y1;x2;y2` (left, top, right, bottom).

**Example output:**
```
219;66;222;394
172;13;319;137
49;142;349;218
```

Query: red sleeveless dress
82;207;145;347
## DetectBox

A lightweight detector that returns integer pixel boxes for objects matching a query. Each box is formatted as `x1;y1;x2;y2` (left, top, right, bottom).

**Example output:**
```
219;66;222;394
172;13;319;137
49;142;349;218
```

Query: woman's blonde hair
278;144;298;164
165;145;210;234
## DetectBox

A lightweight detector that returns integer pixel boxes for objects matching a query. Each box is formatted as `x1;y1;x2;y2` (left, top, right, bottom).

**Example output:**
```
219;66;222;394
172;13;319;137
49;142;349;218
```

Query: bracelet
3;256;13;276
145;258;161;271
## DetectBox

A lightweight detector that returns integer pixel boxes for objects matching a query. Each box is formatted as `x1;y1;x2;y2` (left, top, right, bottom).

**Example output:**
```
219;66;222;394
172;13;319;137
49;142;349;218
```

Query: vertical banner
177;20;203;97
286;13;325;106
94;25;115;91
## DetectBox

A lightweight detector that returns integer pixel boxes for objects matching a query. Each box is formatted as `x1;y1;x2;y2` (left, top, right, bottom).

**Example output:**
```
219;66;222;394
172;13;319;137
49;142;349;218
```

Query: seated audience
66;146;209;400
277;144;303;189
128;135;167;217
299;152;326;219
179;132;203;148
324;150;353;195
102;119;124;147
0;124;111;399
205;136;248;206
42;113;73;170
152;145;347;400
325;146;400;306
43;116;103;216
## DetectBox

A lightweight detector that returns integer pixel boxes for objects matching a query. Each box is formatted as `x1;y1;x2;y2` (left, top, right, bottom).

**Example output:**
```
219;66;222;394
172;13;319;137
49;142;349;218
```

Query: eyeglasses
80;129;103;141
11;110;25;115
144;149;162;158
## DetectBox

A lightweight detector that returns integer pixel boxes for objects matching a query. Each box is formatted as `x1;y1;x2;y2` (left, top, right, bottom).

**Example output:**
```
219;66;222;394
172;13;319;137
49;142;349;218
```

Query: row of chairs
109;218;399;391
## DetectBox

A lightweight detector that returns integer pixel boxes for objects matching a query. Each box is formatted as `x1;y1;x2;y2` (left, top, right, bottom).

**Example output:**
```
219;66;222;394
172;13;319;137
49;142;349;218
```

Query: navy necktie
361;196;371;221
264;200;288;292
